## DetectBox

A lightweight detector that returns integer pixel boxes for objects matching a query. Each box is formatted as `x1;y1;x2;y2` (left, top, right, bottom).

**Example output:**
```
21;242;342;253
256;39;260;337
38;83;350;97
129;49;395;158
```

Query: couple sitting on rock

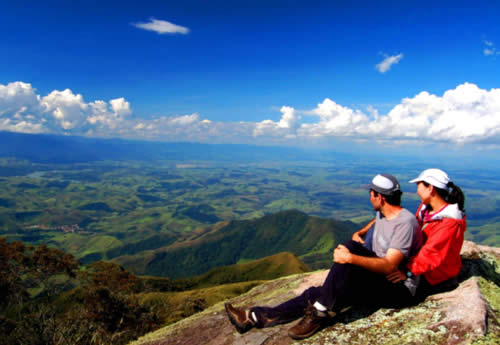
225;168;467;340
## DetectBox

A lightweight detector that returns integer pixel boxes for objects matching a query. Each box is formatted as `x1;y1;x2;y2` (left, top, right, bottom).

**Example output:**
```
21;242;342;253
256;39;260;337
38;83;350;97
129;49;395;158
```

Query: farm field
1;133;499;273
1;156;499;267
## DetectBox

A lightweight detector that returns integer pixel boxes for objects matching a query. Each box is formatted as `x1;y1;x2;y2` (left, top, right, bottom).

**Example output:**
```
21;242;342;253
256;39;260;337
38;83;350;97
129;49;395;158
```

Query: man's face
369;189;382;211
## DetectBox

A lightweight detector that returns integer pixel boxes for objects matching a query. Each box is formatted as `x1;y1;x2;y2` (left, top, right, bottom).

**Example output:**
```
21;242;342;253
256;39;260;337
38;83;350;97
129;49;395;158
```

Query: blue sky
1;0;500;153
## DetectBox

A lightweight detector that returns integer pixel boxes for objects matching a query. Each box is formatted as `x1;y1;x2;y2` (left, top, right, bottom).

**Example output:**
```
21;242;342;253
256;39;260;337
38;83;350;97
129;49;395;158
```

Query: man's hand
333;244;352;264
386;269;406;283
352;231;365;244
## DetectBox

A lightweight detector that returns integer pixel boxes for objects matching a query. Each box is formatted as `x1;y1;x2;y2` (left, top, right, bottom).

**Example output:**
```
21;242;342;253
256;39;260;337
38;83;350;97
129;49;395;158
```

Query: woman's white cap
409;168;450;189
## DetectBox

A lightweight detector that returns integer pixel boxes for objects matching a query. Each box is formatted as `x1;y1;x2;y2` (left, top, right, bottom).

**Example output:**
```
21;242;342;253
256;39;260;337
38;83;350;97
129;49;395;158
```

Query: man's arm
352;218;376;244
334;245;404;275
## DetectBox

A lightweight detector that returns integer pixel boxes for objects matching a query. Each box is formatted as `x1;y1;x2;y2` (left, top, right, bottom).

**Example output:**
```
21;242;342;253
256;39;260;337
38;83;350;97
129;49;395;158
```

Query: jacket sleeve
406;219;462;276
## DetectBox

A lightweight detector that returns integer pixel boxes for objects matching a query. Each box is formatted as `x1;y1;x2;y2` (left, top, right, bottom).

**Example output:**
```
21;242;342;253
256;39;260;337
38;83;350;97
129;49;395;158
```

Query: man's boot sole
288;323;322;340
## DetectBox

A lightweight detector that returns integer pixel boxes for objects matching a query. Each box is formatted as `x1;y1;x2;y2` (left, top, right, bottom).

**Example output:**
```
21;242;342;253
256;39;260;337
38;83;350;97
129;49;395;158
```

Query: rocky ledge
130;241;500;345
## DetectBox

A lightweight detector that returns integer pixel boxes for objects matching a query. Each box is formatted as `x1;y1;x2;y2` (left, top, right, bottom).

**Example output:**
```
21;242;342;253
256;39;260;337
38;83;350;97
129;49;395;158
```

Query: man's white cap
409;168;450;189
361;173;401;195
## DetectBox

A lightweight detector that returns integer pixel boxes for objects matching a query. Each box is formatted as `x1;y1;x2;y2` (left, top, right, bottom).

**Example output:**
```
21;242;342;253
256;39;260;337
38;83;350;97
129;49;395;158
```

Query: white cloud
253;106;301;137
484;48;494;56
169;113;200;126
0;82;47;133
483;39;499;56
41;89;90;130
132;18;189;35
0;117;45;134
87;98;132;130
0;83;139;135
129;113;236;142
253;83;500;146
110;98;132;117
2;81;500;148
376;53;403;73
299;99;369;137
326;83;500;144
0;81;43;117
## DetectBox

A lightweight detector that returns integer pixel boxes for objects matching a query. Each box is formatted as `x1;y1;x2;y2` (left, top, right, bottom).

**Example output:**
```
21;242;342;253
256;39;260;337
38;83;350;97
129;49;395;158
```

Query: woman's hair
424;181;466;212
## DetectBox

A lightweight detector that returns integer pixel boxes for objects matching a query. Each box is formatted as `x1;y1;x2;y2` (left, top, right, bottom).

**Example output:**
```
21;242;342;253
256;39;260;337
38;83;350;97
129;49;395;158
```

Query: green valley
1;133;500;278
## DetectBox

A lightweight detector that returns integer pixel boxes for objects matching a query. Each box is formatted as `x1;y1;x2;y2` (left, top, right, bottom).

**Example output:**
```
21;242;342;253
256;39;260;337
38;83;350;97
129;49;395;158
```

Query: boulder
130;241;500;345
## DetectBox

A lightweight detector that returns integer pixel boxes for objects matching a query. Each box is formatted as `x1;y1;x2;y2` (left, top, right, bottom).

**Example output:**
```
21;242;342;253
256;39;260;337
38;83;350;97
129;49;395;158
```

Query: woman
387;168;466;297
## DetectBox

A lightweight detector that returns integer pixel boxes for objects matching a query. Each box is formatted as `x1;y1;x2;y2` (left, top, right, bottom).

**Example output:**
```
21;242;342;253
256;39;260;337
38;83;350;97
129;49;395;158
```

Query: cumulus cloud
252;83;500;145
0;81;222;142
253;106;301;138
110;98;132;117
376;53;403;73
299;99;369;137
2;81;500;147
87;98;132;130
0;82;45;133
313;83;500;144
132;18;189;35
1;82;136;135
41;89;91;130
0;82;42;117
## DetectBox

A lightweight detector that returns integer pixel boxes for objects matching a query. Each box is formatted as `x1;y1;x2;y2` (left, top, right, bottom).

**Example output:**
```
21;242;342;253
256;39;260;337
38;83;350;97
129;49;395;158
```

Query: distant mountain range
114;210;355;279
0;131;354;164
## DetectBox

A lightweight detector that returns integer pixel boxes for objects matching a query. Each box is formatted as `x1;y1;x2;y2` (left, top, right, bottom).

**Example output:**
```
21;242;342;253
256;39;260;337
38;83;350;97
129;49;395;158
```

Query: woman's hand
352;231;365;244
333;244;352;264
386;269;406;283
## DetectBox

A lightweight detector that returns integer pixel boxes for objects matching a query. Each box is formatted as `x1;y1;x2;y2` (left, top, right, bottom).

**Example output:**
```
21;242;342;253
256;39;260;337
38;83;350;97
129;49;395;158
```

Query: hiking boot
288;302;327;340
225;303;255;334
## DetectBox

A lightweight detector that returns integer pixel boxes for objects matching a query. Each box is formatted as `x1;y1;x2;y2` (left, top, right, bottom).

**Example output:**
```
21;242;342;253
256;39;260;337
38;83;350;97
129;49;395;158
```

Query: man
225;173;422;340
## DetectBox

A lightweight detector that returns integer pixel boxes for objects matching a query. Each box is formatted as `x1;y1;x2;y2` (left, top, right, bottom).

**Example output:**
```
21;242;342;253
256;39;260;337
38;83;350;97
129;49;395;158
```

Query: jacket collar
420;203;464;221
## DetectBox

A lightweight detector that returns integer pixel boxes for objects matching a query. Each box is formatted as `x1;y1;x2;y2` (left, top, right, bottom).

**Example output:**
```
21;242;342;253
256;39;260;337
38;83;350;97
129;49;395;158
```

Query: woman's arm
407;219;462;276
352;218;376;244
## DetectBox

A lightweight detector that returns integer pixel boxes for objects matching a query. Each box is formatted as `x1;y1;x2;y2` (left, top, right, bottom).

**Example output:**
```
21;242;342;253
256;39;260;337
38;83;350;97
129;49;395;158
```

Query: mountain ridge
113;210;355;278
0;131;353;164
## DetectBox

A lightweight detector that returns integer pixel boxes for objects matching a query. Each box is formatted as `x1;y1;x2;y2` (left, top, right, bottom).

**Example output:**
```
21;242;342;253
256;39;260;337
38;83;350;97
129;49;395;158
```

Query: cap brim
408;178;421;184
360;183;373;189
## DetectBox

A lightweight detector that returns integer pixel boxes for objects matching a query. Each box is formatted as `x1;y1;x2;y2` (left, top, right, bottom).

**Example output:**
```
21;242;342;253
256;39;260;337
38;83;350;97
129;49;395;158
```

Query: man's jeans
250;240;413;328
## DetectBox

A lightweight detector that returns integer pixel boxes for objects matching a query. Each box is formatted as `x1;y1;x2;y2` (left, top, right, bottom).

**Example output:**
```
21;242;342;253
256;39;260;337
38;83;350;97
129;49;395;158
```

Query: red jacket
407;203;466;285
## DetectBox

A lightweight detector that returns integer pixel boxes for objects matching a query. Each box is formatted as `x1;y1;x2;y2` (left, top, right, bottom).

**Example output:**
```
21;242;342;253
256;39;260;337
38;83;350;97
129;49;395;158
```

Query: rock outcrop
130;241;500;345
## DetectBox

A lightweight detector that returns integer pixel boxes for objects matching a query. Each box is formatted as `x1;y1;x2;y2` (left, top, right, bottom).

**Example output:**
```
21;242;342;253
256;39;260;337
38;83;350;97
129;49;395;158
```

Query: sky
1;0;500;155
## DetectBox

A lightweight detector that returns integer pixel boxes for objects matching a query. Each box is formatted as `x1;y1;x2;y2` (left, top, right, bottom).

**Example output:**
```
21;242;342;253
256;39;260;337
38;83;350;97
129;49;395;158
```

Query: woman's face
416;181;433;204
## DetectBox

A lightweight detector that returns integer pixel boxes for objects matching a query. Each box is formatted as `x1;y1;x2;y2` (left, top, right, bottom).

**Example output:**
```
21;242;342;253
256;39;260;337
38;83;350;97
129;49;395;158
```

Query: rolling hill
135;251;313;325
114;209;356;278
